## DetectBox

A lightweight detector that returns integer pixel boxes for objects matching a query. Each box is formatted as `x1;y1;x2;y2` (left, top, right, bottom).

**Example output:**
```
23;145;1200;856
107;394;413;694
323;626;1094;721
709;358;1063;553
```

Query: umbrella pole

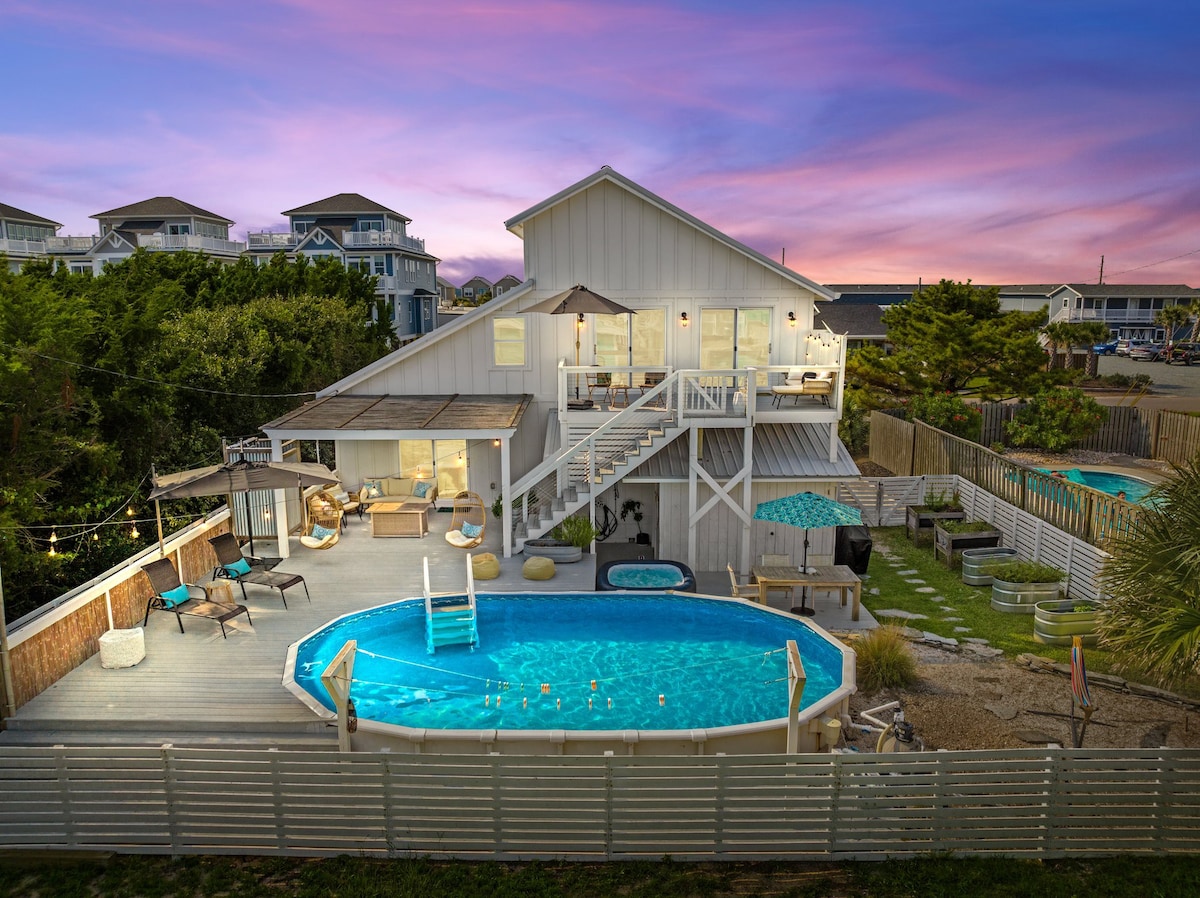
244;491;255;558
155;499;165;557
795;529;816;617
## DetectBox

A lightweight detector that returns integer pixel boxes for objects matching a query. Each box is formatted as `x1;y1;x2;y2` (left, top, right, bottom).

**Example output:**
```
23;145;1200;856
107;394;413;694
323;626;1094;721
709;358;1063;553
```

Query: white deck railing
341;230;425;252
137;234;246;254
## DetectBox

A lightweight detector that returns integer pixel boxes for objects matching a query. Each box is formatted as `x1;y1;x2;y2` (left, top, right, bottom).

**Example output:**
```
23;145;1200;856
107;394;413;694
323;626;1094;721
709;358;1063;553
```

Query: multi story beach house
261;167;859;572
0;203;62;273
245;193;440;343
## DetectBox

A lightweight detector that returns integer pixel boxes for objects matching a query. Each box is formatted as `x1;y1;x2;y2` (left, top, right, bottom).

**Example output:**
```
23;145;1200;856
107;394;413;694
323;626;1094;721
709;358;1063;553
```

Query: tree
1005;388;1108;452
847;279;1057;403
1062;321;1113;378
1042;321;1074;371
1155;303;1192;347
1098;458;1200;683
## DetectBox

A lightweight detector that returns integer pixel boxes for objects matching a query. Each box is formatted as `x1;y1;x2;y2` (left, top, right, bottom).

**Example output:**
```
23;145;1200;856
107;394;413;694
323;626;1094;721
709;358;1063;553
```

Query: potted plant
961;546;1019;586
905;490;965;542
620;499;650;545
987;561;1065;614
1033;599;1104;646
933;519;1002;568
550;514;598;551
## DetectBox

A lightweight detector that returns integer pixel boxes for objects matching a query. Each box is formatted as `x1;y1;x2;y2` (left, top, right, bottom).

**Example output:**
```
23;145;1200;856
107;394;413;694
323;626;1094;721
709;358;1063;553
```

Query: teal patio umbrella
753;491;863;615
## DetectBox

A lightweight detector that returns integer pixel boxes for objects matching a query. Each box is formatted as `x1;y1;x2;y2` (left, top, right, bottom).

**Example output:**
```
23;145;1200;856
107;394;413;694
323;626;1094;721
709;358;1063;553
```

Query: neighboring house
245;193;441;344
435;276;458;307
492;274;522;297
0;202;63;273
262;167;857;572
48;197;246;275
460;275;493;302
1045;284;1200;343
821;284;917;352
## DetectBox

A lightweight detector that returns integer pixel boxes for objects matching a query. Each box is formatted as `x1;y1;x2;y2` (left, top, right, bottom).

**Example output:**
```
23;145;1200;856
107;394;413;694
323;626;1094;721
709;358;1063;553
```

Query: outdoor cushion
364;480;383;499
472;553;501;580
522;556;556;581
461;520;482;539
311;523;336;540
413;481;430;498
226;557;253;576
161;583;190;608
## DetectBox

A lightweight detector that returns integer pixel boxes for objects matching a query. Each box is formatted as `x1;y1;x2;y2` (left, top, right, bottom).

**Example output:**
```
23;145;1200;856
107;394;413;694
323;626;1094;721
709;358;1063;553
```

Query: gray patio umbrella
526;285;637;394
753;491;863;615
149;459;338;556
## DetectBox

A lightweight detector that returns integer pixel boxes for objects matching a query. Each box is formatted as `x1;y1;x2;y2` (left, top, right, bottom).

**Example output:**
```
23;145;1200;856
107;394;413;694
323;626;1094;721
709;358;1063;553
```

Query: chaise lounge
770;370;836;407
208;531;310;608
141;557;251;638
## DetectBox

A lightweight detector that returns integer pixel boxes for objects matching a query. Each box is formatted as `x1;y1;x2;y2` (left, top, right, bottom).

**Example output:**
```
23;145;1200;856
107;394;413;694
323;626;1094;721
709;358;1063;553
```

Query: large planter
905;506;966;543
933;524;1002;568
991;577;1063;614
1033;599;1103;646
961;547;1019;586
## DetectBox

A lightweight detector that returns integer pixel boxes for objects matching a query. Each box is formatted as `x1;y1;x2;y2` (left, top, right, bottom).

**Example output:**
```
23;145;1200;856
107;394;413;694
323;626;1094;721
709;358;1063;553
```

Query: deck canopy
262;393;532;440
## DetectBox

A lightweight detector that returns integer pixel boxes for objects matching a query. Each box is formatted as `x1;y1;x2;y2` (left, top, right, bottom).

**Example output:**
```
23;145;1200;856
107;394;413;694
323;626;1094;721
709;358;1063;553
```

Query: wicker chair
445;491;486;549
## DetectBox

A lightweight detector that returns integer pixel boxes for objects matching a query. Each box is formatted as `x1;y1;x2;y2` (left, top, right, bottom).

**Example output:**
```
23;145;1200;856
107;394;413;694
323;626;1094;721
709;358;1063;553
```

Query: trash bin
834;525;872;575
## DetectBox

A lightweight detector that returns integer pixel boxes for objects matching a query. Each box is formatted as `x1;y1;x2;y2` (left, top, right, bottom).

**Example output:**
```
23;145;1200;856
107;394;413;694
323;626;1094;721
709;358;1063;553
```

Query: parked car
1167;342;1200;365
1118;338;1154;357
1093;339;1119;355
1129;343;1166;361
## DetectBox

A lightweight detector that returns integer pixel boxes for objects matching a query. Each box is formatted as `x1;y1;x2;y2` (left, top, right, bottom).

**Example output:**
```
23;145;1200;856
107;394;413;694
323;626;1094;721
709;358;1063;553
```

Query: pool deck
2;511;874;748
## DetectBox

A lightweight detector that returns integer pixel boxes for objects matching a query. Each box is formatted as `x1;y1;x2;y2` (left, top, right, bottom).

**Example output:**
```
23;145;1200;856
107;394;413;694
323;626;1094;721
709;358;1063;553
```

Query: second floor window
493;317;526;366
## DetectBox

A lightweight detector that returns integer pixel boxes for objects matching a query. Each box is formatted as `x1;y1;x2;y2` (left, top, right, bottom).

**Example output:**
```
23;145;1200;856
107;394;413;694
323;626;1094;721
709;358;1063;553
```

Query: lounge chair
208;531;310;608
445;491;486;549
141;557;250;638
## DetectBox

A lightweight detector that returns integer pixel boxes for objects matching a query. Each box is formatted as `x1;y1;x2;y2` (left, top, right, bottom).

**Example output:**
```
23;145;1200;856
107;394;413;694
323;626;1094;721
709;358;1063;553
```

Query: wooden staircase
423;556;479;654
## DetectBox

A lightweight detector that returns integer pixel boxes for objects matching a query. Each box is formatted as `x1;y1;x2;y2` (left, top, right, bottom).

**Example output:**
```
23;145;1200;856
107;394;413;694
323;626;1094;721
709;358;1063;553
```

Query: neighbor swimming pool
1037;468;1155;503
284;592;854;755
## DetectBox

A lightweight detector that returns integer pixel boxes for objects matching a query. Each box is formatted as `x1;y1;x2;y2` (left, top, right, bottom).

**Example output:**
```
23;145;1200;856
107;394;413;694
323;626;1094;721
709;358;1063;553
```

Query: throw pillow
364;480;383;499
460;521;482;539
311;524;335;541
226;557;252;577
413;481;430;498
161;584;190;609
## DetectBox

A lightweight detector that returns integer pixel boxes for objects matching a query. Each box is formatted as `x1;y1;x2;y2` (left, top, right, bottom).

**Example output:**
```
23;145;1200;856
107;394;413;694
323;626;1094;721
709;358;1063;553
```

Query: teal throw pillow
460;521;482;539
364;480;383;499
413;481;430;498
161;584;190;609
226;557;252;576
311;524;336;541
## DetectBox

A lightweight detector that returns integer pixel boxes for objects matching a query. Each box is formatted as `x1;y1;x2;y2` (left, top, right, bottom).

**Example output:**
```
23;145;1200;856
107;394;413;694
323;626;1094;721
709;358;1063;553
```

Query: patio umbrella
526;286;637;394
149;459;338;556
752;491;863;615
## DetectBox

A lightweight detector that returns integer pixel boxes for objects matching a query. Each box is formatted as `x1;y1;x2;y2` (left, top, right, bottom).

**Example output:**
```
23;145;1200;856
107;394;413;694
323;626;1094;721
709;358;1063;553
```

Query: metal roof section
627;423;860;481
316;279;536;397
504;167;837;301
263;393;532;436
815;302;887;338
91;197;233;224
0;203;61;228
283;193;410;222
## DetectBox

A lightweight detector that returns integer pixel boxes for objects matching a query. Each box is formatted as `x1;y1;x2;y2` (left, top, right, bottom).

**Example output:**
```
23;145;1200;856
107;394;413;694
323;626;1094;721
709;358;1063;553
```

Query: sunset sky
4;1;1198;286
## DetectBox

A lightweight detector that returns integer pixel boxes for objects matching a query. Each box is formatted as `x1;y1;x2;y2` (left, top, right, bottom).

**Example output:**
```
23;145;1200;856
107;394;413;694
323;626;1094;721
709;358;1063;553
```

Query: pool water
1037;468;1154;503
290;594;845;732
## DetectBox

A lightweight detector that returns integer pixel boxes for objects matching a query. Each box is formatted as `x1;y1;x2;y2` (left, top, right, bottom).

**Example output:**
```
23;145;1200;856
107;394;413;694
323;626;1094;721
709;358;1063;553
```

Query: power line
1073;247;1200;284
4;344;318;399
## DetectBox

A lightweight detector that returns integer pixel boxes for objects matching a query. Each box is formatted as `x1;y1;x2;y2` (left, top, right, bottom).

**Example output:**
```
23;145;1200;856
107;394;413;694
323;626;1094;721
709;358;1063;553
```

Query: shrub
918;490;961;512
902;391;982;441
550;514;597;549
984;561;1065;583
839;393;870;457
1005;388;1108;452
855;626;919;693
937;519;996;533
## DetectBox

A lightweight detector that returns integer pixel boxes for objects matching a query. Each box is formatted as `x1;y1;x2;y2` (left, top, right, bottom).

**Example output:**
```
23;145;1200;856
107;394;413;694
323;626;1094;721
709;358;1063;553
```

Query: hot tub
595;559;696;592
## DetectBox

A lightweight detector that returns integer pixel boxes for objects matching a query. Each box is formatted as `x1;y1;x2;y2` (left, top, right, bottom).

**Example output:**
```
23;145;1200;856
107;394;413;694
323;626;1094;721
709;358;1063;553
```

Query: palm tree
1041;321;1074;370
1155;304;1192;349
1098;458;1200;683
1065;321;1114;378
1190;299;1200;342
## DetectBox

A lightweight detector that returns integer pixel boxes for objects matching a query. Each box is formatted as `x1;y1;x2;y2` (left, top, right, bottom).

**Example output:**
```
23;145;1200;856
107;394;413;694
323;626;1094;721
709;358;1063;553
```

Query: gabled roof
0;202;61;228
91;197;233;225
1050;283;1200;299
89;230;136;254
505;167;836;300
294;226;346;253
283;193;410;222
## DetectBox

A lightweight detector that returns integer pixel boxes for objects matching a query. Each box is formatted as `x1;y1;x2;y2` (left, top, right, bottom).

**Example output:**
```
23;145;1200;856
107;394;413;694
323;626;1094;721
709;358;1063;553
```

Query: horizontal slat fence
1;746;1196;859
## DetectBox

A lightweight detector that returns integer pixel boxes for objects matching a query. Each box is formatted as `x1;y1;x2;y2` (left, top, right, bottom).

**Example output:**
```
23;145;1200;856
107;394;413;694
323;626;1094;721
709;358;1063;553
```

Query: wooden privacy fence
836;475;1108;601
869;415;1140;547
979;404;1158;457
1;745;1196;860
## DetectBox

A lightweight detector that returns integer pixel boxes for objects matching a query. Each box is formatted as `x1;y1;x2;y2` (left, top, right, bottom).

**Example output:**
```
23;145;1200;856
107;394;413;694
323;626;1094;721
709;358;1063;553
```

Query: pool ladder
423;556;480;654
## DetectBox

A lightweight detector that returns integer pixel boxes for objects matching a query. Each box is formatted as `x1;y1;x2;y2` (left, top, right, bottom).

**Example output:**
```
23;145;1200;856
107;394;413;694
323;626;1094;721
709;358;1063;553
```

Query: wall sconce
679;312;689;327
493;438;501;447
787;311;797;327
577;312;585;328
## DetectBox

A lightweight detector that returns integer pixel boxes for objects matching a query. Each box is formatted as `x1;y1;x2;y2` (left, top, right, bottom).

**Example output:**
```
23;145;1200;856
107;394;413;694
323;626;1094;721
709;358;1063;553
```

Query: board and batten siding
659;481;842;570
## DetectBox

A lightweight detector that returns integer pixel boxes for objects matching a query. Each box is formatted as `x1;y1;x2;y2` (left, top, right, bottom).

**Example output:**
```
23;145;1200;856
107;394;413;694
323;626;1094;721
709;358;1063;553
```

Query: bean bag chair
472;553;501;580
522;556;556;581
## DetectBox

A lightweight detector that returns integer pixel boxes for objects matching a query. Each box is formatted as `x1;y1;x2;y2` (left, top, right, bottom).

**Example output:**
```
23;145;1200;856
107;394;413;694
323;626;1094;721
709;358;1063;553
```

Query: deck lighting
788;311;796;326
680;312;689;327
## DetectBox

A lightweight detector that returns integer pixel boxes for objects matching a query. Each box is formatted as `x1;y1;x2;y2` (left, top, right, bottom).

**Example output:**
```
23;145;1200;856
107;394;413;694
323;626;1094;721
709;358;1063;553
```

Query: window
594;309;665;384
373;255;386;275
167;224;191;236
493;317;526;366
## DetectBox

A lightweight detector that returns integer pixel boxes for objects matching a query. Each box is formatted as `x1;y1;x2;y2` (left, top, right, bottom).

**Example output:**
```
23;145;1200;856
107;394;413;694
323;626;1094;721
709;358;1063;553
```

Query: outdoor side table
99;627;146;669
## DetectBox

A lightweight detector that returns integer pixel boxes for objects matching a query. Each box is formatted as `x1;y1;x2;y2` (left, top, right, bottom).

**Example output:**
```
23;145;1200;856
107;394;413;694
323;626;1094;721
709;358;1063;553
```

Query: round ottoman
99;627;146;669
472;553;501;580
522;556;556;581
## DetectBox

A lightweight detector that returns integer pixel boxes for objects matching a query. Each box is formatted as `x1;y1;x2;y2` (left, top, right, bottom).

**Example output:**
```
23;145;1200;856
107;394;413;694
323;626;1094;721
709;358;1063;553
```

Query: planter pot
991;577;1063;614
934;525;1002;568
905;506;966;543
1033;600;1103;646
522;539;584;563
961;547;1020;586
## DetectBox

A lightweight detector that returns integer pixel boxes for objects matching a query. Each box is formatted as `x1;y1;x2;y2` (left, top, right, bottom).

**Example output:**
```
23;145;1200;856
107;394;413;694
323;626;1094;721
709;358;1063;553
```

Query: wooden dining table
750;564;862;620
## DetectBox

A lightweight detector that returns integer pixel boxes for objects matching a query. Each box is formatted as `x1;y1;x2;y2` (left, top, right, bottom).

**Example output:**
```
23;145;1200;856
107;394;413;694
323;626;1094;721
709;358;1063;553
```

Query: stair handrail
465;553;476;613
422;556;432;618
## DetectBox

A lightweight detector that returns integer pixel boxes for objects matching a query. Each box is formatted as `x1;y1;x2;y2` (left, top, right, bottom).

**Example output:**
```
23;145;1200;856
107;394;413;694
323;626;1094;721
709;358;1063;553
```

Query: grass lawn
862;527;1124;672
2;854;1198;897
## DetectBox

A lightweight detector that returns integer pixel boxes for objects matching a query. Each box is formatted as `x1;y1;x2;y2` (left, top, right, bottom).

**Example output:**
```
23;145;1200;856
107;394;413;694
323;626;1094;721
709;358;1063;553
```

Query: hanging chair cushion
446;530;478;548
472;553;501;580
460;520;483;539
310;524;336;541
522;556;556;581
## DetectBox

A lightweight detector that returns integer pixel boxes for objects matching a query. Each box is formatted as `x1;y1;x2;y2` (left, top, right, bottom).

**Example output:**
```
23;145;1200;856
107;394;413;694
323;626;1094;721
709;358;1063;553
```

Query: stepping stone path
869;587;880;595
963;638;990;645
1014;730;1057;744
923;632;959;647
954;626;971;633
915;587;936;593
940;606;956;613
875;609;927;620
984;704;1018;721
898;569;918;575
943;616;962;622
904;578;926;584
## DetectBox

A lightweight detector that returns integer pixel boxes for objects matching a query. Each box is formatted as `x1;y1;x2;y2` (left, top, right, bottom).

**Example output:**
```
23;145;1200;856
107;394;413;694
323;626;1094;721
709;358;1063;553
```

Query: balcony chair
140;557;250;638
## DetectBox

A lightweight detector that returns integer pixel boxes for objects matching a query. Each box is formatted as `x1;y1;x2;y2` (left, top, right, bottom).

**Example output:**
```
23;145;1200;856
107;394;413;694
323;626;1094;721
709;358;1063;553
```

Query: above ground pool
595;559;696;592
1036;468;1155;504
284;592;854;754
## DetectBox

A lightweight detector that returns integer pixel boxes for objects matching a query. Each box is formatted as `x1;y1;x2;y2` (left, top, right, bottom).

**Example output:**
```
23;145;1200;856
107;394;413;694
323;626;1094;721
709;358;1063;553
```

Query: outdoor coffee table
369;501;430;538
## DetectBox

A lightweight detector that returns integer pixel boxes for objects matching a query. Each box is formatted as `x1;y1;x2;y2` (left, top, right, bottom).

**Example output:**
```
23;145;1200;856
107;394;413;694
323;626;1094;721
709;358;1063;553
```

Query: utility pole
781;248;786;266
1099;255;1105;285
